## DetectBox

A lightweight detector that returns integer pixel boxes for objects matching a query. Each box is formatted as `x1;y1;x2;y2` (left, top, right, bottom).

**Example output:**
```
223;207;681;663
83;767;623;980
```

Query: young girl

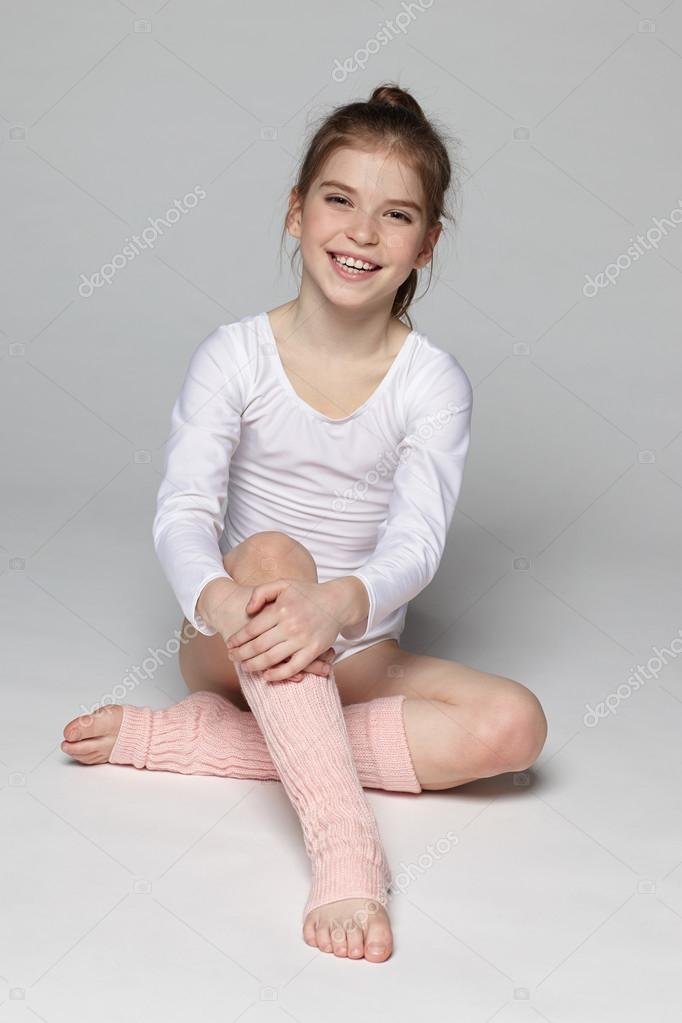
61;84;548;963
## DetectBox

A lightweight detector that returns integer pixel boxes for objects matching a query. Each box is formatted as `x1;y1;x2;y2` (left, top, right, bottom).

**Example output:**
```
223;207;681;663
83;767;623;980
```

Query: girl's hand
225;578;341;682
204;581;335;681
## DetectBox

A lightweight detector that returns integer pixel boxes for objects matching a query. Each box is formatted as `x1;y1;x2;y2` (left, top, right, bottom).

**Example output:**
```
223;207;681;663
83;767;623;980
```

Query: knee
489;683;548;773
225;530;318;583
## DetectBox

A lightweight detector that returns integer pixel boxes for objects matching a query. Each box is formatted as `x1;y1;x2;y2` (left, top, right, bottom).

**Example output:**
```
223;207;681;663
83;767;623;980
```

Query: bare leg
328;642;548;790
176;534;547;791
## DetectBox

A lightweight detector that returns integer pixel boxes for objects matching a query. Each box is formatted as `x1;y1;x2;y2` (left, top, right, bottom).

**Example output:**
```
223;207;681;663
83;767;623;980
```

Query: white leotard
153;310;473;661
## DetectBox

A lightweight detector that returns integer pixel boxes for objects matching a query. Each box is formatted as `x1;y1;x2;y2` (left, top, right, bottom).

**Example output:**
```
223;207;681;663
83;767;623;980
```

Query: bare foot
303;897;393;962
61;705;123;763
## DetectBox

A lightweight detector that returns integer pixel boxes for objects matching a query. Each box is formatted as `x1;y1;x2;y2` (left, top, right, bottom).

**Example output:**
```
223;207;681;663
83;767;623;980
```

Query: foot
61;705;123;763
303;897;393;962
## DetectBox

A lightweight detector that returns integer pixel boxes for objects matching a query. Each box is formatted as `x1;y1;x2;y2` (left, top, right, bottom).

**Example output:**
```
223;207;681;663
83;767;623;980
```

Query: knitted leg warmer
109;690;421;795
234;663;393;919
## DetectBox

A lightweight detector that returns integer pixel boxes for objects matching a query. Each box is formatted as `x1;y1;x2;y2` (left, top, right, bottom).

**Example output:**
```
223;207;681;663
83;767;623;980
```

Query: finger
263;648;310;683
245;590;265;614
230;626;284;668
238;636;295;674
306;659;331;676
243;580;287;618
253;644;298;676
226;609;277;653
266;660;305;683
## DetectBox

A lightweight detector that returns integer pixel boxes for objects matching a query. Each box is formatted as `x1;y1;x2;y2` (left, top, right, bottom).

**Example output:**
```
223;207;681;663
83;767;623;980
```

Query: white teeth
332;253;377;272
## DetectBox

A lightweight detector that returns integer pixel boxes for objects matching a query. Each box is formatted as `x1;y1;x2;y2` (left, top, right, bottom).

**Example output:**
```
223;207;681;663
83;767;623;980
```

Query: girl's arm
339;348;474;642
153;325;247;636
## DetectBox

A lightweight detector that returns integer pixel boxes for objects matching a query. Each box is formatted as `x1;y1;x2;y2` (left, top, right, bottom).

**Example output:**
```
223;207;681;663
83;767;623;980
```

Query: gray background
2;0;682;1018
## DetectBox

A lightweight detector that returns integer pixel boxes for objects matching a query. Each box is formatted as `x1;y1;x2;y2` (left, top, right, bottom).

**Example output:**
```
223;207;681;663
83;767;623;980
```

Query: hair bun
368;83;426;122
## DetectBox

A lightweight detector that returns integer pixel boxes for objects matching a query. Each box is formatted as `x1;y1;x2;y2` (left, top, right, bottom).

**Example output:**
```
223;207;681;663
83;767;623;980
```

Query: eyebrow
318;179;423;214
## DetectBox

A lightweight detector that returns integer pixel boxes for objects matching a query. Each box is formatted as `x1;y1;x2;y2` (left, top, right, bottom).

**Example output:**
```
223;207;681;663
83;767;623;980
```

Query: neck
276;279;401;359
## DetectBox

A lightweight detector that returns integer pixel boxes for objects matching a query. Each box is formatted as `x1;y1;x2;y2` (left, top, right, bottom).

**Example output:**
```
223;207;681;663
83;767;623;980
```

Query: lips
327;251;382;273
327;251;382;268
327;252;381;282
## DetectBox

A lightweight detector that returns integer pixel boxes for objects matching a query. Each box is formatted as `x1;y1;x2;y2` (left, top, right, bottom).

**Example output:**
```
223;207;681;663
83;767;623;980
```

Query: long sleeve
152;325;246;637
340;348;473;642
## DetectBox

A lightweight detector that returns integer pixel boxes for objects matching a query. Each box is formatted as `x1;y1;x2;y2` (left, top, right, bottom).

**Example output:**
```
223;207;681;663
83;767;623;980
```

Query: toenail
368;944;385;955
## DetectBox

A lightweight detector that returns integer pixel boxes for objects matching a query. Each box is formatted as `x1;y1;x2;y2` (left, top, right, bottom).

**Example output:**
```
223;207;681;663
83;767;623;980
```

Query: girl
61;84;548;964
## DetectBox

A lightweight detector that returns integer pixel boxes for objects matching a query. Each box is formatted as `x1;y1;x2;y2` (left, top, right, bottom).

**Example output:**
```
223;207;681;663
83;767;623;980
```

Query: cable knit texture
108;690;422;794
234;663;395;920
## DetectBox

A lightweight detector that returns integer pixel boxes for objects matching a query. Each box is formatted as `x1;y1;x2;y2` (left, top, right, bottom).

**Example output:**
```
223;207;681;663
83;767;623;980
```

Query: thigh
332;639;532;711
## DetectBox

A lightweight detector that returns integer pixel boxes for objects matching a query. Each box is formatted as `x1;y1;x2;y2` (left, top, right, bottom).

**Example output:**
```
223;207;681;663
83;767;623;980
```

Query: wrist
196;575;238;626
321;576;369;632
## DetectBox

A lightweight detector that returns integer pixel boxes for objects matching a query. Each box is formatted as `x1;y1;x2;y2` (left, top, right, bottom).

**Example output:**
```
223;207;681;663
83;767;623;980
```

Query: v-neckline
260;310;417;424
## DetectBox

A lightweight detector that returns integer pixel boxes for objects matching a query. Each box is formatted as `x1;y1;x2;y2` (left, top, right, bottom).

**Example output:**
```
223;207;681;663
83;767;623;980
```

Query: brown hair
279;83;463;328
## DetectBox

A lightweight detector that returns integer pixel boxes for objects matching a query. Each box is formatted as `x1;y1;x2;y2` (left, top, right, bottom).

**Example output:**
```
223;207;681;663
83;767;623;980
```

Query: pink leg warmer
109;690;421;794
234;663;392;919
108;678;421;919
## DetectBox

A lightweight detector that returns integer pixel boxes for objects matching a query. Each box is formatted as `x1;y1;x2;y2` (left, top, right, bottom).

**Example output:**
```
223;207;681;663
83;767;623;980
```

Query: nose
346;205;379;247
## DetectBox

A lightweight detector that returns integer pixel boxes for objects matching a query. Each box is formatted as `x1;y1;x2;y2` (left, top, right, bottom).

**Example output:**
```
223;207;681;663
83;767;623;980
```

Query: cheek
300;216;334;257
385;233;414;261
303;204;334;233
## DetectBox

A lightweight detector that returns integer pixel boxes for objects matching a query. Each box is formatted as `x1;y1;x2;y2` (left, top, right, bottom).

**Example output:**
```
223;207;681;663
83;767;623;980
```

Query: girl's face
286;144;441;312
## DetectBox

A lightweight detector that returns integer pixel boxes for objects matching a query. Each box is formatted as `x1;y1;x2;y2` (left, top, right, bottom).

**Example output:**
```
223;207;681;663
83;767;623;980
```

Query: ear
286;186;303;240
414;220;443;270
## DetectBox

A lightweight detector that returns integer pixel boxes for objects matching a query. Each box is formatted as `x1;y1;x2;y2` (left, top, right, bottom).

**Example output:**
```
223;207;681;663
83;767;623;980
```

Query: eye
325;195;411;222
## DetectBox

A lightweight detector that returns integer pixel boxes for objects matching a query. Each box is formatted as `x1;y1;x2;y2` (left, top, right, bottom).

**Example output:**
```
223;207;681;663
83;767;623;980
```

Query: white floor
3;470;682;1021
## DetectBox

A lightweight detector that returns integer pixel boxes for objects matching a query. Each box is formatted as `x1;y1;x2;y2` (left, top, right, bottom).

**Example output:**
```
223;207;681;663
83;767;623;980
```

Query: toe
364;917;393;962
365;943;391;962
316;923;333;953
63;705;123;746
346;918;364;958
302;916;317;947
63;707;105;740
61;737;107;763
330;919;348;958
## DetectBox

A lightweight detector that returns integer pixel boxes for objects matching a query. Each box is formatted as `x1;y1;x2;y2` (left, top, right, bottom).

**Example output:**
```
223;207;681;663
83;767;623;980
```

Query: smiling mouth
327;251;382;275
